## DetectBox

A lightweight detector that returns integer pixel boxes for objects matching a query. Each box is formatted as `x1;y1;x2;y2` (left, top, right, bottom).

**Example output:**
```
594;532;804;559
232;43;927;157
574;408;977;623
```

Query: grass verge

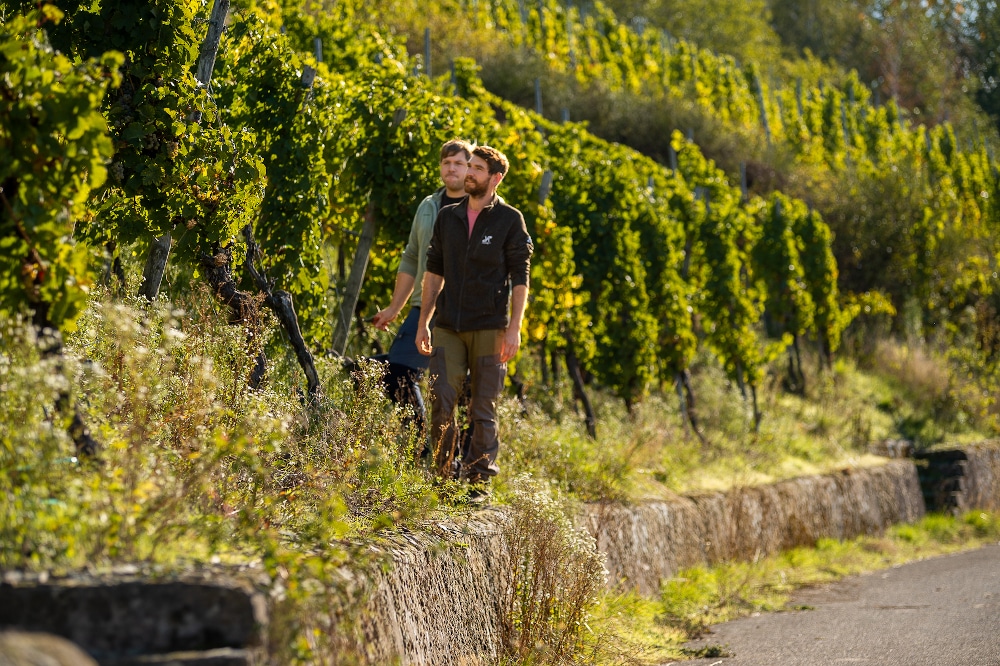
497;342;995;503
586;511;1000;664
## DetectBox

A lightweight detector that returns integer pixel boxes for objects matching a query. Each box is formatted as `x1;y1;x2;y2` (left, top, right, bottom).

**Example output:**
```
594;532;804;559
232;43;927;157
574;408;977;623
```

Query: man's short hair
441;139;473;162
473;145;509;177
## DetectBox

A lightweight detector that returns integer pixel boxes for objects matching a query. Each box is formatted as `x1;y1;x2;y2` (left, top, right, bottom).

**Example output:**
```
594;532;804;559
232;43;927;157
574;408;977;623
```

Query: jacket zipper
455;208;472;332
456;204;493;332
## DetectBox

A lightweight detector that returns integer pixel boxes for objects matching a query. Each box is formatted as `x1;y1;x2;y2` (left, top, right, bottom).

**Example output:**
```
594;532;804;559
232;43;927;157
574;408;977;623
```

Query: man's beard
465;177;489;198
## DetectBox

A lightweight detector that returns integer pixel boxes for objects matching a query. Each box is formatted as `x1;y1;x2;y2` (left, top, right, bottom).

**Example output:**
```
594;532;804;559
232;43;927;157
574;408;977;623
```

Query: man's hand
416;272;443;356
372;273;416;331
371;306;399;331
500;325;521;363
416;324;433;356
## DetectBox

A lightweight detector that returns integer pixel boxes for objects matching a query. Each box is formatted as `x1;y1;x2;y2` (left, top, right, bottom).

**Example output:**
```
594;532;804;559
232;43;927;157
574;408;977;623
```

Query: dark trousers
428;327;506;482
382;359;427;440
381;308;429;450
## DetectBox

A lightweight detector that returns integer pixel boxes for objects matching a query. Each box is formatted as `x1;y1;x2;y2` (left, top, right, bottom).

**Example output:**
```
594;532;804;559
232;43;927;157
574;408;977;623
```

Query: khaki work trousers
428;327;506;482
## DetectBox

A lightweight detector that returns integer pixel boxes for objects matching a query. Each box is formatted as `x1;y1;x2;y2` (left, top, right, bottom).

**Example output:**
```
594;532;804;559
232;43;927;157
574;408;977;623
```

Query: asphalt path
675;543;1000;666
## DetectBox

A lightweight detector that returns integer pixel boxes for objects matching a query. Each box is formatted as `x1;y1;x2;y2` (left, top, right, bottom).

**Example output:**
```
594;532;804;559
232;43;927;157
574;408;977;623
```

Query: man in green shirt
372;139;472;441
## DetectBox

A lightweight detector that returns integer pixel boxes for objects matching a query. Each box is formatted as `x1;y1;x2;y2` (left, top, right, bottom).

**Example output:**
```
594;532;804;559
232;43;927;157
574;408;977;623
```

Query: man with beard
371;139;472;441
415;145;533;501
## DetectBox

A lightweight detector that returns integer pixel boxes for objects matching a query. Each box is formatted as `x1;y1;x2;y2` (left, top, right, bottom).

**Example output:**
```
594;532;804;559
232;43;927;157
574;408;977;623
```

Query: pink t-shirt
467;207;481;238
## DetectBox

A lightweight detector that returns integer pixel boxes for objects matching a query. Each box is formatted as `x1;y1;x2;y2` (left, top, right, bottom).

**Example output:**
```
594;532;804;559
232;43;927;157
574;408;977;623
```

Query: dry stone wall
584;460;926;595
963;444;1000;510
916;442;1000;514
350;460;928;659
352;512;512;666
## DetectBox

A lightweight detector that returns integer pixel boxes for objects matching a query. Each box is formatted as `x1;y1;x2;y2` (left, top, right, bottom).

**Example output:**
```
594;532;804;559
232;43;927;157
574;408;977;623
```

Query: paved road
676;543;1000;666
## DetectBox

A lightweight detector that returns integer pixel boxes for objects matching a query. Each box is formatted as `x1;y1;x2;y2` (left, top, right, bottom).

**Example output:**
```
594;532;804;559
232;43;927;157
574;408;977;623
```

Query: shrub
499;476;607;665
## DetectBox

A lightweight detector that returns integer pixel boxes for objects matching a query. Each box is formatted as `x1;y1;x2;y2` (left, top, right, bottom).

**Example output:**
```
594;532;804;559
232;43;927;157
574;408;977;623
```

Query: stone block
916;442;1000;513
0;631;97;666
0;573;266;663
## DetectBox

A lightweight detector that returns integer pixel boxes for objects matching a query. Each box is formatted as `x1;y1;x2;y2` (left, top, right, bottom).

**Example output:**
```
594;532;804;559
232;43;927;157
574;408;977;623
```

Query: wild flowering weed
0;289;447;662
500;475;608;665
1;291;430;550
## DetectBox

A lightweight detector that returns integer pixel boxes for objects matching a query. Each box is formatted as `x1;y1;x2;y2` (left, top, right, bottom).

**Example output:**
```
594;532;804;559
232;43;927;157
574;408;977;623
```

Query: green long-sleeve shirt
398;189;445;308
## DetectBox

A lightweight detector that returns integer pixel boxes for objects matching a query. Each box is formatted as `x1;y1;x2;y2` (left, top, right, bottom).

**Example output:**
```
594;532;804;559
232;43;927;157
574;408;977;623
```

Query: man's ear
492;172;505;189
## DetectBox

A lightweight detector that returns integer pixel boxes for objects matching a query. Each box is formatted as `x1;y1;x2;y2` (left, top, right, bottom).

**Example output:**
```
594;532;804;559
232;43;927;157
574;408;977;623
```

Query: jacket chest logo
481;235;493;245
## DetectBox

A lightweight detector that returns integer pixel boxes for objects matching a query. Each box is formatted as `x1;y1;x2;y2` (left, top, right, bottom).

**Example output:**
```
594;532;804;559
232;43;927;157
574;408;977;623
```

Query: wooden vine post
332;201;379;355
331;107;408;356
139;0;230;300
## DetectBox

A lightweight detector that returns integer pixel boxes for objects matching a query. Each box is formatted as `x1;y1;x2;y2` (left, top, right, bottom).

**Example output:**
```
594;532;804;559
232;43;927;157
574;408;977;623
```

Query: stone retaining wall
583;460;925;595
916;442;1000;513
353;513;512;666
351;460;928;660
963;444;1000;510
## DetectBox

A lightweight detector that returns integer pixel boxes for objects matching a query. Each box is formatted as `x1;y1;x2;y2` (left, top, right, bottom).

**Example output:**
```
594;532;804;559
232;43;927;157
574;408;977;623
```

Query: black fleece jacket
425;195;533;332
